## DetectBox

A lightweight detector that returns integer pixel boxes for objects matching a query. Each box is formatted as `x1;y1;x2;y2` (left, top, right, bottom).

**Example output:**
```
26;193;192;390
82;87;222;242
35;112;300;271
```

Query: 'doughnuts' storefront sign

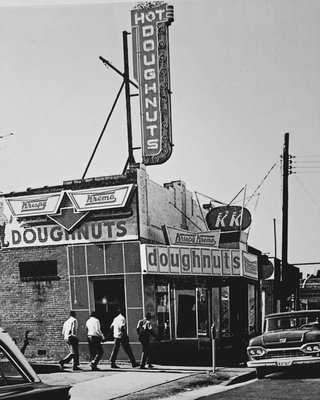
0;184;138;248
141;244;258;280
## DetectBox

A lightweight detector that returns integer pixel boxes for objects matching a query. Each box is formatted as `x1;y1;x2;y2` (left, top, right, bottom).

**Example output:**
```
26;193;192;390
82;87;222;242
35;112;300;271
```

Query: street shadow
264;365;320;380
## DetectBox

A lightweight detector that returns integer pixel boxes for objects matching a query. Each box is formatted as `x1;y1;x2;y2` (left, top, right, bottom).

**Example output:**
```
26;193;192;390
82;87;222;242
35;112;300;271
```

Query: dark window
19;260;59;282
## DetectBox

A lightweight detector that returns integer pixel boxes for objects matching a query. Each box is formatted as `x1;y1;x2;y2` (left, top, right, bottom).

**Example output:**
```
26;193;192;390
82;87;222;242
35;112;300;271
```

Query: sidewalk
38;362;255;400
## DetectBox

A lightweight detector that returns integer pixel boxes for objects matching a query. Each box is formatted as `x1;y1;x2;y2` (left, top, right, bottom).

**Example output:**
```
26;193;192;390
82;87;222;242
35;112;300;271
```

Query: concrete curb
110;372;201;400
225;370;256;386
159;369;256;400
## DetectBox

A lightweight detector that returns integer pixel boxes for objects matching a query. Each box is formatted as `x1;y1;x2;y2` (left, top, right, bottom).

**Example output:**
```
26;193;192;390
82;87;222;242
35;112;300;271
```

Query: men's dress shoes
140;366;146;369
73;366;81;371
132;363;140;368
148;364;154;369
90;363;101;371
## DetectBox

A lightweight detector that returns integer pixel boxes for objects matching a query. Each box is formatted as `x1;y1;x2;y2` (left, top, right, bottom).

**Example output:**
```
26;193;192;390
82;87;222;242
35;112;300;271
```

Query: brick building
0;164;260;365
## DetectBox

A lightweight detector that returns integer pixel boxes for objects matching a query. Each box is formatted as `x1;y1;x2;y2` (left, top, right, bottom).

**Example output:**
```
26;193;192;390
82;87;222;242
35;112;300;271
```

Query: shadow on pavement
264;365;320;380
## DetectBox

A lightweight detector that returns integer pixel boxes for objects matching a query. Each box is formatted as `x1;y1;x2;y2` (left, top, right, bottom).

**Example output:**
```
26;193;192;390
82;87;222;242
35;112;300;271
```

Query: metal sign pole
211;323;216;373
122;30;135;167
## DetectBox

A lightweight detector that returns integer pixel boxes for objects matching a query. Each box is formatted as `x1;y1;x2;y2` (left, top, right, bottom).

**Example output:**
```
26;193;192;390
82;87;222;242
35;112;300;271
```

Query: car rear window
266;313;320;332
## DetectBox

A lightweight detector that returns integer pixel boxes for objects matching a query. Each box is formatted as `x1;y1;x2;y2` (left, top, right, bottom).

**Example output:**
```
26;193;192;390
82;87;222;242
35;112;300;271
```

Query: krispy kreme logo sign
163;226;220;247
68;184;133;211
85;191;116;205
6;193;62;217
131;2;174;165
21;199;48;212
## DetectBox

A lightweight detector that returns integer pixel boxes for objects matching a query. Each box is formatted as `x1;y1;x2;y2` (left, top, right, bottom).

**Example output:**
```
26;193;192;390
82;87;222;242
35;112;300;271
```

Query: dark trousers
110;335;136;366
87;336;104;367
140;339;152;368
61;336;79;367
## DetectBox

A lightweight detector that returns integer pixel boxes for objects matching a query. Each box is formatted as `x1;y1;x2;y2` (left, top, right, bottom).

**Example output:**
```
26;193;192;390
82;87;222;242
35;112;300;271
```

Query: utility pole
281;132;289;311
273;218;277;312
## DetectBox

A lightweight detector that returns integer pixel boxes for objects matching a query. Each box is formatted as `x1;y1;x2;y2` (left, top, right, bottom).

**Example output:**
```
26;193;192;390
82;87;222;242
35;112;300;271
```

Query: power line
294;160;320;163
0;133;14;139
293;166;320;169
294;155;320;158
293;175;320;214
245;161;278;206
291;170;320;175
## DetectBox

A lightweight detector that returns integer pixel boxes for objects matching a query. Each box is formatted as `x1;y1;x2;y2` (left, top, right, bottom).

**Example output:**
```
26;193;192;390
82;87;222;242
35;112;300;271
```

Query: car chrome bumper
248;356;320;368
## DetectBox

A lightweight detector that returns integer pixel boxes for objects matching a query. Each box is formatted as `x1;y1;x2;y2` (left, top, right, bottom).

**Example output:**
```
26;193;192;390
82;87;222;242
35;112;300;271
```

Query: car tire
256;367;266;379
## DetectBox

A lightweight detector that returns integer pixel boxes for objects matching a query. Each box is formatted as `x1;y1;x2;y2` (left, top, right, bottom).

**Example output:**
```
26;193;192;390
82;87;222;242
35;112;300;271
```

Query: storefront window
156;285;170;340
176;289;196;338
197;288;209;336
221;286;230;336
248;284;256;335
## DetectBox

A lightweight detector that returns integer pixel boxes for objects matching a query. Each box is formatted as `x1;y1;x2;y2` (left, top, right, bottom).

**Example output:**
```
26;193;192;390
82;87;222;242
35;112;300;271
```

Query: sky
0;0;320;274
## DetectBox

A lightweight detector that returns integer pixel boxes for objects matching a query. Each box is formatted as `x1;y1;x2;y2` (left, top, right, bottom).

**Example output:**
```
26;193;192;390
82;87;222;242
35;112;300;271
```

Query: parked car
0;326;70;399
247;310;320;379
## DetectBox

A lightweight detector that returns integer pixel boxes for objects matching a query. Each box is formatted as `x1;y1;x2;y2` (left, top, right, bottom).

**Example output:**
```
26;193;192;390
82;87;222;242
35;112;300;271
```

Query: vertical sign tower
131;2;174;165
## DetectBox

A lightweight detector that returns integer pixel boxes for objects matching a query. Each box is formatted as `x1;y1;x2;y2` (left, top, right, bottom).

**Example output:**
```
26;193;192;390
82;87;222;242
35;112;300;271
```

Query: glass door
156;284;171;340
220;286;231;337
197;288;209;337
212;287;221;338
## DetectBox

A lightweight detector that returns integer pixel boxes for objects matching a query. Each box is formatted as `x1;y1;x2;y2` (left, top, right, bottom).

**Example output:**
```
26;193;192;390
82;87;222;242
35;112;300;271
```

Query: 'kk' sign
206;206;252;232
131;2;174;165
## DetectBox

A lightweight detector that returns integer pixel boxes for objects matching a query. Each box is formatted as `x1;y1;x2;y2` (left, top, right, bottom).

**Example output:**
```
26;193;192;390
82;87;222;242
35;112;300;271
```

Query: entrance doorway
93;278;125;340
176;289;197;338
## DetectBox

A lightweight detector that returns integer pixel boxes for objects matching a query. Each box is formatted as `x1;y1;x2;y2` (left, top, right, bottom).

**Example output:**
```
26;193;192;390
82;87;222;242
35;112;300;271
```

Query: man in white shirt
109;308;138;368
86;311;105;371
59;310;80;371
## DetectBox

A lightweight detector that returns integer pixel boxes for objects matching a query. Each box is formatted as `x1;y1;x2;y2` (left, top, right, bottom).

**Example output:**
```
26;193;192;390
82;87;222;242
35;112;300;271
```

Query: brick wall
0;245;70;360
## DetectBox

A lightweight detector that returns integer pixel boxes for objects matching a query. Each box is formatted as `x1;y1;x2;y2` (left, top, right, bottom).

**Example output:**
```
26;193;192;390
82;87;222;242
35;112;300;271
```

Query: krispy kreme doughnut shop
0;166;259;365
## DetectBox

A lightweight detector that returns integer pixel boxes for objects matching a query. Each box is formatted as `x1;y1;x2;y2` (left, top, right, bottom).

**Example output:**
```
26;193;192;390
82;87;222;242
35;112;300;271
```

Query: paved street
200;368;320;400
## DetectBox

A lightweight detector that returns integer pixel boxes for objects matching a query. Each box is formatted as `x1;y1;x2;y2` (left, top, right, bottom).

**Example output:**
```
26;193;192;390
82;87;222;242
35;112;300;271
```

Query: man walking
59;310;80;371
86;311;105;371
109;308;138;369
137;312;154;369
